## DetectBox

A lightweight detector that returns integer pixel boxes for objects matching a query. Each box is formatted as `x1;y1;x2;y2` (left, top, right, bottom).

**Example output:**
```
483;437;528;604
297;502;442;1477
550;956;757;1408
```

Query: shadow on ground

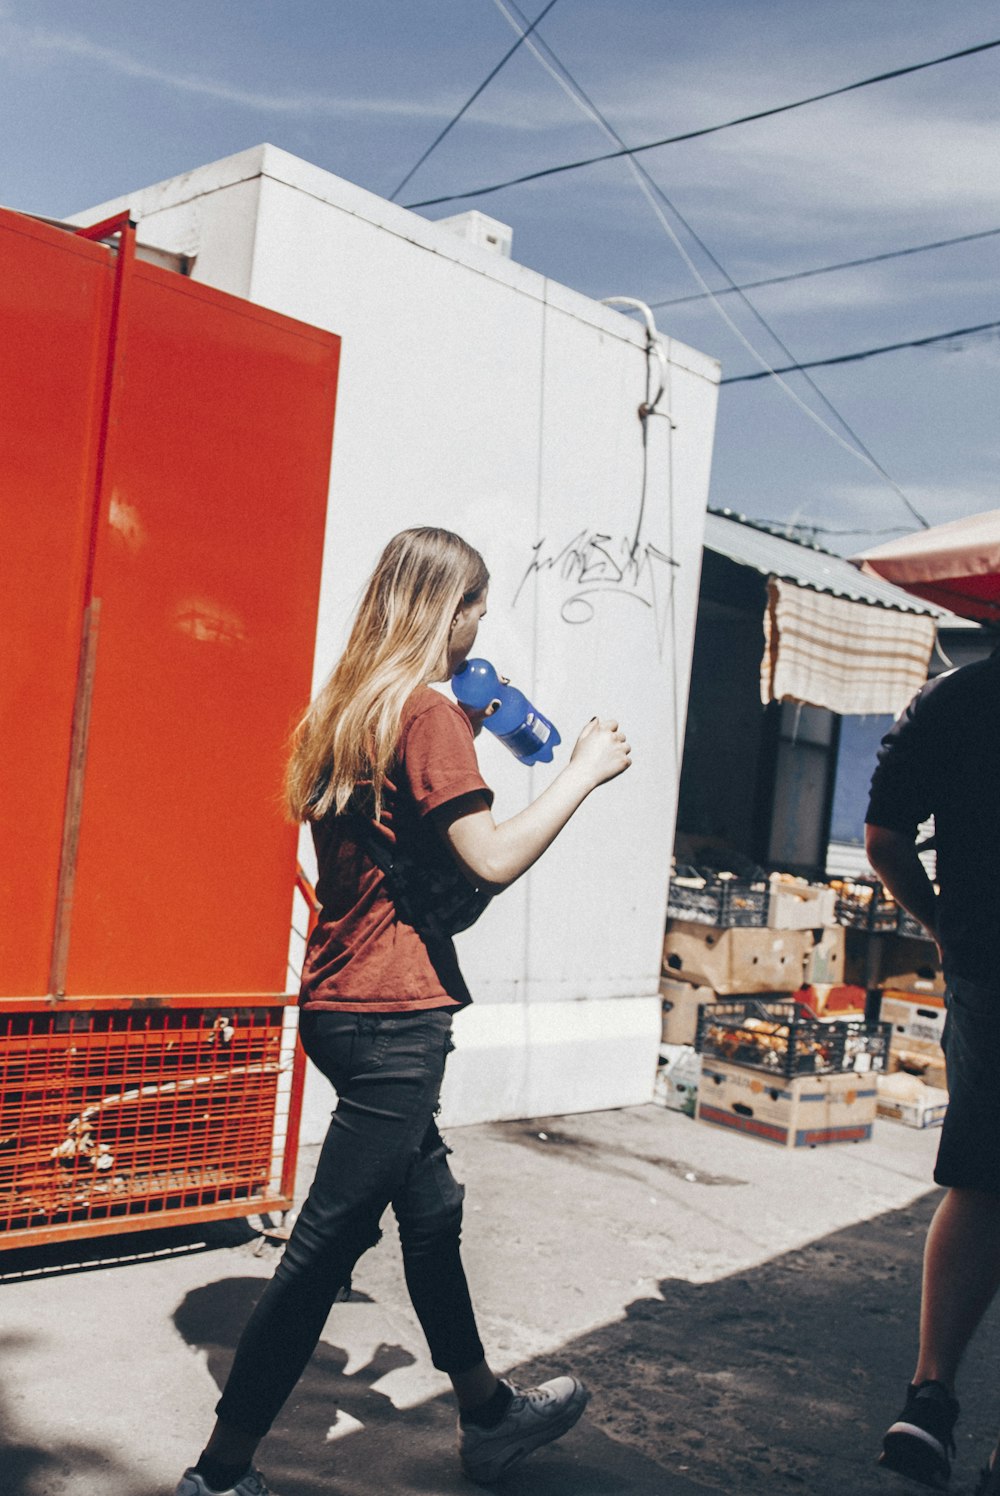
6;1185;999;1494
0;1330;162;1496
0;1214;260;1282
0;1220;258;1496
171;1274;679;1495
168;1189;1000;1496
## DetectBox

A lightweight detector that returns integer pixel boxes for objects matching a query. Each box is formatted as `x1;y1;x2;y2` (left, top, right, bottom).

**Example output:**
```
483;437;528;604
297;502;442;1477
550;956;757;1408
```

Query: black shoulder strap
349;812;395;876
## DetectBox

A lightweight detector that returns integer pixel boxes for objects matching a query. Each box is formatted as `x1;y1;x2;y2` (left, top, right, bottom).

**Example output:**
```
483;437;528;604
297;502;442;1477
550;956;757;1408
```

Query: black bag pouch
351;814;492;941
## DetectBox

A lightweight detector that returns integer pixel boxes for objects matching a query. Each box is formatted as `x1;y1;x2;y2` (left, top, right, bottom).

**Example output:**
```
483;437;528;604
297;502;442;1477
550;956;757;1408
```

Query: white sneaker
458;1376;590;1484
174;1467;273;1496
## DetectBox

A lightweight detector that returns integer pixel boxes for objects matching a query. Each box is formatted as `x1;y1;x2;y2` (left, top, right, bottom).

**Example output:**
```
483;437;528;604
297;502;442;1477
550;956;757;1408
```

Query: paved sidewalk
2;1102;999;1495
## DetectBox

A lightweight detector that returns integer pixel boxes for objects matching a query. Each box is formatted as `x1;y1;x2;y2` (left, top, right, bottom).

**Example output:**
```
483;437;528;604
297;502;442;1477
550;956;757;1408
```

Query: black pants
215;1007;486;1438
935;972;1000;1193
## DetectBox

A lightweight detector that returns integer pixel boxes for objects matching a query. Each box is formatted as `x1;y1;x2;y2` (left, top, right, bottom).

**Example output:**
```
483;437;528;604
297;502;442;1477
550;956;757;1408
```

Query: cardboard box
662;921;811;994
881;987;945;1010
876;1071;949;1129
653;1044;702;1114
890;1047;948;1092
880;995;946;1049
660;977;715;1046
804;926;846;985
695;1059;876;1148
881;969;946;998
768;880;838;929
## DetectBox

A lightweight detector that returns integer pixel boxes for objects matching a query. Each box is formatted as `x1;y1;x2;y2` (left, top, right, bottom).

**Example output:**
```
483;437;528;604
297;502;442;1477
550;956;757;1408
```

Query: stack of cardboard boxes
873;931;949;1128
658;873;883;1148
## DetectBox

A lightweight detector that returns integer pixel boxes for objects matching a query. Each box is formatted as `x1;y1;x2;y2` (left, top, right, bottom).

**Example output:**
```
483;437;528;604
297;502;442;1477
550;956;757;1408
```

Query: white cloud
535;42;1000;249
602;61;1000;233
656;264;926;319
0;15;604;134
708;101;1000;225
0;20;457;121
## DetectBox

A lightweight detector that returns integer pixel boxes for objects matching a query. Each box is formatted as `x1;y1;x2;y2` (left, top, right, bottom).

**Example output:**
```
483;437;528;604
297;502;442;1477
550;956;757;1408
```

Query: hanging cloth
760;577;937;716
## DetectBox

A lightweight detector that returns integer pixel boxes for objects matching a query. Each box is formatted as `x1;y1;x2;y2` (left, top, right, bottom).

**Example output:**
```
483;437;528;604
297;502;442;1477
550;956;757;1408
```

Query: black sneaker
879;1380;959;1490
974;1451;1000;1496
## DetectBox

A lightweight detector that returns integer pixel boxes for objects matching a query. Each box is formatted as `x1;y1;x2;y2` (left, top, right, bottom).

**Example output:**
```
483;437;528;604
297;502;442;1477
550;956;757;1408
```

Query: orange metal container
0;213;111;998
0;208;339;1245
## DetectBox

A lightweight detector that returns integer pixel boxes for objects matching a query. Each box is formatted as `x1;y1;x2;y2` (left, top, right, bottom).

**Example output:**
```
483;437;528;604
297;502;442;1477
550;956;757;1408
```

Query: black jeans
215;1008;485;1438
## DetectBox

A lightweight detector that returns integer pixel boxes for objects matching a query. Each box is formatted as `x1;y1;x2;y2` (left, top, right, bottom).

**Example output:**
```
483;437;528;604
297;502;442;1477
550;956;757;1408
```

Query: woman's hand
455;672;508;738
456;699;501;738
569;717;632;789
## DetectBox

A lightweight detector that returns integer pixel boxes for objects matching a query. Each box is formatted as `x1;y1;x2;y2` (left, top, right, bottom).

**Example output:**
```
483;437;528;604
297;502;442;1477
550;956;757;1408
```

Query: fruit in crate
702;1015;831;1072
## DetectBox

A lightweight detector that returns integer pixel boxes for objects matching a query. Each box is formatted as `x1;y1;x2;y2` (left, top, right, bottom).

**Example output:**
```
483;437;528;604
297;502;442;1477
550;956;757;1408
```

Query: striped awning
760;579;938;716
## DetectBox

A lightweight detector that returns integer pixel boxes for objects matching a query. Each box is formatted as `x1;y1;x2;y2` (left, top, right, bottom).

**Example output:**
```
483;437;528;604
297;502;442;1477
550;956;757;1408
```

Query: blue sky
3;0;998;549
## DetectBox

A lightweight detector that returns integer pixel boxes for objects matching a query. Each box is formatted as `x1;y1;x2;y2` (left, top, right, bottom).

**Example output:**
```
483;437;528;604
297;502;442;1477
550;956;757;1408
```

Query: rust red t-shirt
299;687;493;1012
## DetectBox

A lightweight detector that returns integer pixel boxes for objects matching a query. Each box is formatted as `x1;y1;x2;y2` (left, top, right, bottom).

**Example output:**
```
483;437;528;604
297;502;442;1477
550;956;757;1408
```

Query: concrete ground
2;1102;1000;1496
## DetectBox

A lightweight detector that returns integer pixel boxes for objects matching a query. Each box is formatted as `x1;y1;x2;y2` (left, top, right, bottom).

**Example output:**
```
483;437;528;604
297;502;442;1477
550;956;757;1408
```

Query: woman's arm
433;717;630;893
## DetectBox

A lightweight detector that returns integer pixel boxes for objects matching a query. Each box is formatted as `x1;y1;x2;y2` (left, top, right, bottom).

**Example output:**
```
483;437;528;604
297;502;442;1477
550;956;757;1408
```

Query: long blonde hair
286;527;489;822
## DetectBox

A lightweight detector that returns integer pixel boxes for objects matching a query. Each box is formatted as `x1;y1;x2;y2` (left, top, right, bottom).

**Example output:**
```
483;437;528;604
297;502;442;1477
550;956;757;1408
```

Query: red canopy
854;508;1000;622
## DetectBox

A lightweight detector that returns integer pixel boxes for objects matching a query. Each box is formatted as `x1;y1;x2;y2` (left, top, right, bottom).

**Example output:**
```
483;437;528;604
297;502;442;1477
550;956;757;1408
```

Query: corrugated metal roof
704;510;945;615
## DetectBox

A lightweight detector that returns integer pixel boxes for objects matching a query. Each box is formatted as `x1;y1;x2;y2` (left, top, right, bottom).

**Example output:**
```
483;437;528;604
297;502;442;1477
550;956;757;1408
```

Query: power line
494;0;930;528
721;318;1000;382
650;226;1000;308
388;0;560;201
754;518;912;538
404;36;1000;209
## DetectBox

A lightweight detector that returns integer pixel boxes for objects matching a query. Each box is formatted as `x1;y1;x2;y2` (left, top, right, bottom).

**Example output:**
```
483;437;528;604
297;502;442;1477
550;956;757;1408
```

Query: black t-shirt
866;647;1000;985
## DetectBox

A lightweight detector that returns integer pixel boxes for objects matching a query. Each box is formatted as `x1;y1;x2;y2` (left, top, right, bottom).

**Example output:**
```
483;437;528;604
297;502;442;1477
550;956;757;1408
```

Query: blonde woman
176;527;631;1496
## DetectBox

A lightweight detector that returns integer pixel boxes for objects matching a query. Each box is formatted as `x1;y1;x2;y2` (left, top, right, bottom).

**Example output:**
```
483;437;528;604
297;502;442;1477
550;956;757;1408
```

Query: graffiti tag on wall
513;529;679;657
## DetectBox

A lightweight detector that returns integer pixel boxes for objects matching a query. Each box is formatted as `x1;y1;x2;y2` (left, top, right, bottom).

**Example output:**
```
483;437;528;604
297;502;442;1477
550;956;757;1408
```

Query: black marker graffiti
513;529;679;656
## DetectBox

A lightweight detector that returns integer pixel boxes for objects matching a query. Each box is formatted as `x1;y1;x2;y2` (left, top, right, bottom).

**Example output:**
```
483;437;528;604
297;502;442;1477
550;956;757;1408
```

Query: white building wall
75;145;719;1133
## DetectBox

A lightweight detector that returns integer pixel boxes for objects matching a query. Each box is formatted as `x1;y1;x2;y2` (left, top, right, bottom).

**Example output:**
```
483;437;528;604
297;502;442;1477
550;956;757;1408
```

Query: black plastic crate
666;874;770;928
695;998;891;1078
834;878;899;934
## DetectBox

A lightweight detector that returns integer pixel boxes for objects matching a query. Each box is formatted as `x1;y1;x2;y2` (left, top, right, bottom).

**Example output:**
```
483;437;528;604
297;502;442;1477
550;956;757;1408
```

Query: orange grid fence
0;1003;302;1249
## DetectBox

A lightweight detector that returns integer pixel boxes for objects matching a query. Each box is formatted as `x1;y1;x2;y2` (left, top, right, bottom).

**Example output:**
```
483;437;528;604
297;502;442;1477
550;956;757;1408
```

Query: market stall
661;510;1000;1140
658;857;951;1139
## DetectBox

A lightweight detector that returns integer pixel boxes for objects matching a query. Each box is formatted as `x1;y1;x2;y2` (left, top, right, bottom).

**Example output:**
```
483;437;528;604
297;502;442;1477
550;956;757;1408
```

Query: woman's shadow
173;1275;447;1495
172;1275;679;1496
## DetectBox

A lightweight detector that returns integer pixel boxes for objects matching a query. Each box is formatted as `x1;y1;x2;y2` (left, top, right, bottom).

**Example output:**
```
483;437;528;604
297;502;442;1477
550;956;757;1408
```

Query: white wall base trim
297;995;662;1143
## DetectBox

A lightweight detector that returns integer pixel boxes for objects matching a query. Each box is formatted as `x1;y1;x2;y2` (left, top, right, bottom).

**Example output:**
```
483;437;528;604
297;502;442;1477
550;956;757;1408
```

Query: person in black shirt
867;646;1000;1494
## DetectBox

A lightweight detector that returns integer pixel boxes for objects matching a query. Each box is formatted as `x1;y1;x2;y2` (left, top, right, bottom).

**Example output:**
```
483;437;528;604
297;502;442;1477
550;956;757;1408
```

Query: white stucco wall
75;144;719;1132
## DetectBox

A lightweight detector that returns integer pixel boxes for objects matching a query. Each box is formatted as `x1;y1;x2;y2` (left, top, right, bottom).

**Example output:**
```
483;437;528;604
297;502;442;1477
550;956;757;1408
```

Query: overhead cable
388;0;560;201
651;226;1000;308
492;0;930;527
753;518;913;539
721;318;1000;382
404;36;1000;209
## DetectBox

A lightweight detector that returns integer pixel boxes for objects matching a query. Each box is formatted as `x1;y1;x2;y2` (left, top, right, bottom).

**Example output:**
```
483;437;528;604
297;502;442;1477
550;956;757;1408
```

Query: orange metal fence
0;999;303;1249
0;867;319;1252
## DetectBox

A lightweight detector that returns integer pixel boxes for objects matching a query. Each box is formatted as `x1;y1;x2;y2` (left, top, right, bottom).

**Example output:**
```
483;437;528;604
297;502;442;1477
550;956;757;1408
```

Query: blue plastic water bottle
451;658;561;765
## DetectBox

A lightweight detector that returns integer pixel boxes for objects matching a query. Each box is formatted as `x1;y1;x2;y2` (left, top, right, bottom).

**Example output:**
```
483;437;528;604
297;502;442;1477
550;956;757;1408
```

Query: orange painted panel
0;212;111;996
64;263;339;995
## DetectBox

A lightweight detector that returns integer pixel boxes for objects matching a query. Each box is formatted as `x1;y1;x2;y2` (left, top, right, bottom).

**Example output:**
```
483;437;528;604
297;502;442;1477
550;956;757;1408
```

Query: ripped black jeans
215;1008;485;1438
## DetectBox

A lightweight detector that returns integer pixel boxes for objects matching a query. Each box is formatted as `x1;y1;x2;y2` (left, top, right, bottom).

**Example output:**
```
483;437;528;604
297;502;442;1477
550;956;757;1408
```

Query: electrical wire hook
601;296;673;424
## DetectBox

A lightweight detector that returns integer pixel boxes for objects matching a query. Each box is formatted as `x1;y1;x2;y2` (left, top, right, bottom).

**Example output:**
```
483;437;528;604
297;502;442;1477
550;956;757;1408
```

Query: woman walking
176;526;631;1495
